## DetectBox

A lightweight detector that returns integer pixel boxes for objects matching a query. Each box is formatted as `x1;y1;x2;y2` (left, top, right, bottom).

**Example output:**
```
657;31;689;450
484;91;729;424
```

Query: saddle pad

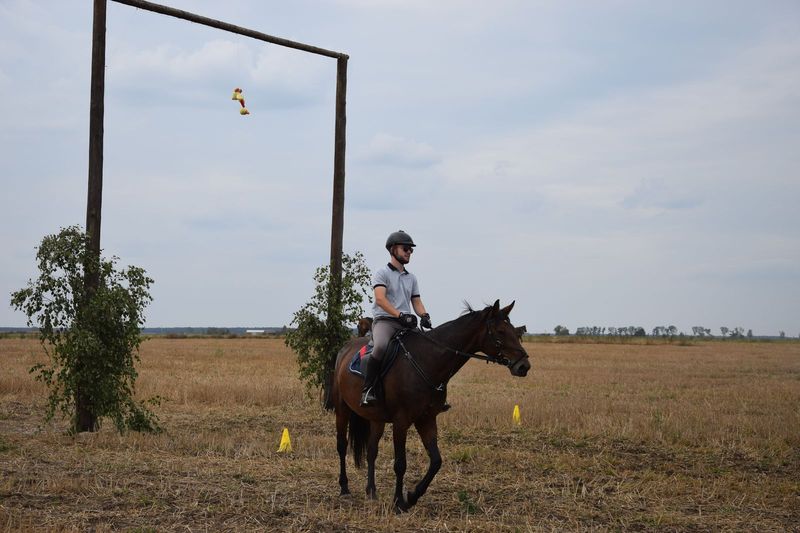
348;343;373;376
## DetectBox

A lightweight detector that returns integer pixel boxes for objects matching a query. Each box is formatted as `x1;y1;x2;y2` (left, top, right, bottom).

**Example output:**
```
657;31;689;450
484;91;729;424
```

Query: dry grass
1;336;798;531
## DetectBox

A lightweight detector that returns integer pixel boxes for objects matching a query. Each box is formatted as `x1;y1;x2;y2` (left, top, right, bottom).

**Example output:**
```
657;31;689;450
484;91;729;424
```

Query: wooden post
87;0;106;266
322;56;347;410
79;0;107;433
330;56;348;291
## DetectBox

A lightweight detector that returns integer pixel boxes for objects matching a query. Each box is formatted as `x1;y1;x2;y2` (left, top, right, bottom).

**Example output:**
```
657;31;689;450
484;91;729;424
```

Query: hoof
394;499;409;514
405;489;419;508
339;486;350;496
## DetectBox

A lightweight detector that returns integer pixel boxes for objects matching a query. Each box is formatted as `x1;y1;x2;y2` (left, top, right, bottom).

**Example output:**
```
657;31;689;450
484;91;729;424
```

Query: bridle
393;318;527;391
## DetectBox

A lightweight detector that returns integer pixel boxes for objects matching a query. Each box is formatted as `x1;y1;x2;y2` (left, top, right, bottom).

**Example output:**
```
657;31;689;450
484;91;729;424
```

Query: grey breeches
371;318;404;362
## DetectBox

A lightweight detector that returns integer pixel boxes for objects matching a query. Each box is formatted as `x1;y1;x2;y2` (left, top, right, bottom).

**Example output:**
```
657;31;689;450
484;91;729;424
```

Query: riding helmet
385;230;416;251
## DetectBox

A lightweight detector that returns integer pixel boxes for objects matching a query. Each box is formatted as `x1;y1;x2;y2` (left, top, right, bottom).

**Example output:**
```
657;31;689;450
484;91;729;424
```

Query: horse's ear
500;300;515;317
491;299;501;316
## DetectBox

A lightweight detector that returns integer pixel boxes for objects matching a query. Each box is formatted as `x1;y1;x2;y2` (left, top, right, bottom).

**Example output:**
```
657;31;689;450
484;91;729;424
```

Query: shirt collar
387;262;409;274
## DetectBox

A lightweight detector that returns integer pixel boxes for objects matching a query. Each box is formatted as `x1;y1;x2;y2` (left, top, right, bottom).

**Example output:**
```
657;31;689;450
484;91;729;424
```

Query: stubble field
1;336;798;531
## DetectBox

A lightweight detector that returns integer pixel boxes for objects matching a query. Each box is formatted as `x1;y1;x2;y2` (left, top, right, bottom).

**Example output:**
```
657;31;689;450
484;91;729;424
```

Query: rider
360;230;432;407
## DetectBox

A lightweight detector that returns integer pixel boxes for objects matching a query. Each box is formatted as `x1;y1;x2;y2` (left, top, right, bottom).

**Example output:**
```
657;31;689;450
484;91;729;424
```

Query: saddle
348;331;404;379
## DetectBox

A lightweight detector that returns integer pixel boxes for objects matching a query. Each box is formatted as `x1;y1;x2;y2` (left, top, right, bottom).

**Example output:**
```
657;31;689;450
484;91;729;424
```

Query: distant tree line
555;325;783;338
572;326;647;336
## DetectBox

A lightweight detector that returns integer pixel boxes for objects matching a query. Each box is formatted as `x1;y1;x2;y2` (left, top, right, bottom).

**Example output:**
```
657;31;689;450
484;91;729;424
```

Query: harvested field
1;336;798;531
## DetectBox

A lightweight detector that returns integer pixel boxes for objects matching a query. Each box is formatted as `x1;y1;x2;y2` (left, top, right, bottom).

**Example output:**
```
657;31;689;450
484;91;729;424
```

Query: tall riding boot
360;356;382;407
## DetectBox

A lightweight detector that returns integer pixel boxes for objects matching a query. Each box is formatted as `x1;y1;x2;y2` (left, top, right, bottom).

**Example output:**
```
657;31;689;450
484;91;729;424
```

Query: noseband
481;319;516;367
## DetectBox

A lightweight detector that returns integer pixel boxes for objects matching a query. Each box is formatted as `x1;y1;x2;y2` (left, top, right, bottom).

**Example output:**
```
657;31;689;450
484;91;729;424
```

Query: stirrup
360;388;377;407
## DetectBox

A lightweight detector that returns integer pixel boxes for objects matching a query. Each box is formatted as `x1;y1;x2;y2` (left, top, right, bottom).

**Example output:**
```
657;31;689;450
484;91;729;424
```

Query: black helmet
385;230;415;251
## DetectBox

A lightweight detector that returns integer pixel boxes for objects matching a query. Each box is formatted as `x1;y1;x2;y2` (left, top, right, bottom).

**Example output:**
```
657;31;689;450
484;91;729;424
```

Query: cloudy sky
1;0;798;335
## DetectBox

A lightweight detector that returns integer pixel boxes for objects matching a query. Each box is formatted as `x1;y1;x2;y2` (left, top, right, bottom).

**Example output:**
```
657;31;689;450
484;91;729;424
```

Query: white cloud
106;39;330;108
440;29;800;204
2;1;799;333
108;40;250;83
357;133;441;168
621;178;703;213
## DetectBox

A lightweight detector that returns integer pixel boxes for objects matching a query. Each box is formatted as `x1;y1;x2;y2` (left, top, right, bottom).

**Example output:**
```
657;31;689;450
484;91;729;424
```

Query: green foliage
285;252;371;402
457;490;480;514
10;226;160;433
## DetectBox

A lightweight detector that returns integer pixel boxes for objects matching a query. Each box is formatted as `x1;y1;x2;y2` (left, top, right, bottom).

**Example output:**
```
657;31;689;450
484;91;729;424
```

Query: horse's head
476;300;531;377
357;317;373;338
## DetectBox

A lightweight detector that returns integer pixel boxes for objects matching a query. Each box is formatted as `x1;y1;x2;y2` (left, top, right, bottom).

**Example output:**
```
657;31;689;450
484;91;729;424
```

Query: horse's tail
348;410;369;469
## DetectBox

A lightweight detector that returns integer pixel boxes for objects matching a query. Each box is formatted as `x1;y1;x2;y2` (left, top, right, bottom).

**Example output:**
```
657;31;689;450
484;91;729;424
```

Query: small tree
11;226;159;433
554;325;570;336
285;252;372;409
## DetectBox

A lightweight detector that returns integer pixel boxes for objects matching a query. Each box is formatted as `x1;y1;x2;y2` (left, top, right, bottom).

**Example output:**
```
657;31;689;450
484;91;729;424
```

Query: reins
392;322;517;393
412;322;515;367
394;331;445;392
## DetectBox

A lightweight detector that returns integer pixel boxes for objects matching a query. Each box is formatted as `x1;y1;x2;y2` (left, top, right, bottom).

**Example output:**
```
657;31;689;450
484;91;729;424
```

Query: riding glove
420;313;432;329
398;312;418;329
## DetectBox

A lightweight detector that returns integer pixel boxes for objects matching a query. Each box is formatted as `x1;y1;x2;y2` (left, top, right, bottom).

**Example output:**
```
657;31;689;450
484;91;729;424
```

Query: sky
1;0;798;336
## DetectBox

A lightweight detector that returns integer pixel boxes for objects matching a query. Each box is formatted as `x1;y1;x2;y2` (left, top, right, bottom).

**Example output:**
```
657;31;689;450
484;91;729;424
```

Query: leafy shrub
285;252;371;408
10;226;160;433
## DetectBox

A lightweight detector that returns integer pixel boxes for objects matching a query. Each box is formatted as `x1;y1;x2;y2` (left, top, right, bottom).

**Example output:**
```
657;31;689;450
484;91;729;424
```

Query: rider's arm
374;286;401;318
411;296;427;317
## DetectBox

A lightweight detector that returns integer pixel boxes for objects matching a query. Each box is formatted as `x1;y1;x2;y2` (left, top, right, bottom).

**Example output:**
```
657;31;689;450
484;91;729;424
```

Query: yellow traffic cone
512;405;521;426
277;427;292;452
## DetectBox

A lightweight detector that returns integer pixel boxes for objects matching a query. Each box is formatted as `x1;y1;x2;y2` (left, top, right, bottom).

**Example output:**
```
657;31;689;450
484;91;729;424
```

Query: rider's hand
420;313;432;329
398;312;418;329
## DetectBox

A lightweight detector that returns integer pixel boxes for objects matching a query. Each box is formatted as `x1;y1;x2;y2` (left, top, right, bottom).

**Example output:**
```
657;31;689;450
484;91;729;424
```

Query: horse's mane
430;301;486;332
461;301;476;315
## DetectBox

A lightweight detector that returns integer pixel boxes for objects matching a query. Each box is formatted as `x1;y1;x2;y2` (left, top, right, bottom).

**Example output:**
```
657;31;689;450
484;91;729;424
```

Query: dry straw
1;336;798;531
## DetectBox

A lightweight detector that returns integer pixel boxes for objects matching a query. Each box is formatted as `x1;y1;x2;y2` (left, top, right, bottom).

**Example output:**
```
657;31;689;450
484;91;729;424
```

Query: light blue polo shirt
372;263;420;319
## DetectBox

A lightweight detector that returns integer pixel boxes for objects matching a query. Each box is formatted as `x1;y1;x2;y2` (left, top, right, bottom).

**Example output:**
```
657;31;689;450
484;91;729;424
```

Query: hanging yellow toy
231;87;250;115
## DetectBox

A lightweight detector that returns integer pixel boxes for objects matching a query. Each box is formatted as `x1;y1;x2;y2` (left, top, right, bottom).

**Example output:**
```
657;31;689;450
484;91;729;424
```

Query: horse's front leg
335;406;350;495
407;415;442;508
366;421;385;499
392;422;410;512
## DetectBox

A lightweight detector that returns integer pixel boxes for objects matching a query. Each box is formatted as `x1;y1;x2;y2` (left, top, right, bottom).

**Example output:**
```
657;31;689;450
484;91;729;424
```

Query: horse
357;317;373;338
328;300;531;512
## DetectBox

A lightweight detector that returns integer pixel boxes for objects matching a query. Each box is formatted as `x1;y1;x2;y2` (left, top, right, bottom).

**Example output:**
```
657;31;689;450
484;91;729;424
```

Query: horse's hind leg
407;415;442;508
366;421;385;500
335;405;350;495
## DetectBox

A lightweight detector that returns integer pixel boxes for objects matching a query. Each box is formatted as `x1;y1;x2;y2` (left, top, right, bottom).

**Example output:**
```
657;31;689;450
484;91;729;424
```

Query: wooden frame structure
87;0;348;291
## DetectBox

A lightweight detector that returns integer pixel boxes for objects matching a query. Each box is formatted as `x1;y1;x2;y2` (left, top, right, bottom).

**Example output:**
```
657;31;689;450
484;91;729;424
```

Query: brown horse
356;317;373;338
329;300;531;512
